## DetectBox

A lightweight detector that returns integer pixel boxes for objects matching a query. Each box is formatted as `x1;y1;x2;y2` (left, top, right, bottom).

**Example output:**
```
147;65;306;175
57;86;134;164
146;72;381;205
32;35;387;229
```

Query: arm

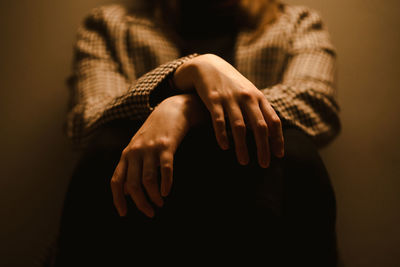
172;8;340;161
111;94;207;217
172;54;285;169
65;6;196;146
262;8;340;147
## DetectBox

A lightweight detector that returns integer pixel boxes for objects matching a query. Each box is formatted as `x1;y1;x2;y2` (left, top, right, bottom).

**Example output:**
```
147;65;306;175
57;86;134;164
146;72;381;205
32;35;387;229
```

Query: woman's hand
110;94;206;218
173;54;284;168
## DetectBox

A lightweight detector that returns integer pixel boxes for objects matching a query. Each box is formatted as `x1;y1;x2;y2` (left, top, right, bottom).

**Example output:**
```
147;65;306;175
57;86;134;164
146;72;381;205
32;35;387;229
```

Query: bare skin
111;54;284;218
111;94;206;217
174;54;284;166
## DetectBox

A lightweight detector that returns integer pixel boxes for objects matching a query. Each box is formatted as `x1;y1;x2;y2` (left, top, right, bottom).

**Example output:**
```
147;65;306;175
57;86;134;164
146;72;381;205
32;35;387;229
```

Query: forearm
172;58;198;92
159;94;209;129
261;79;340;147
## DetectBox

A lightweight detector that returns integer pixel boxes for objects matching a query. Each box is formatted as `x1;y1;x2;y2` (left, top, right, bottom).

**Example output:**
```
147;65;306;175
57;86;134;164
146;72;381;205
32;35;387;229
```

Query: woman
54;0;340;266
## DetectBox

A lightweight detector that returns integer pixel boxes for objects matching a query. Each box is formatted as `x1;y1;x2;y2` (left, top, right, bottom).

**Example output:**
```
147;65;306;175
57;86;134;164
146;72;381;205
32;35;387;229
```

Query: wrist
171;59;195;92
174;53;224;90
161;94;207;127
172;59;199;92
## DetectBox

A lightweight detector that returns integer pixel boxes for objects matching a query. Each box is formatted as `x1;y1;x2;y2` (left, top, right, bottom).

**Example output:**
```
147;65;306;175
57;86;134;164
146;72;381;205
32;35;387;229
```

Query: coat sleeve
261;8;341;147
65;5;196;146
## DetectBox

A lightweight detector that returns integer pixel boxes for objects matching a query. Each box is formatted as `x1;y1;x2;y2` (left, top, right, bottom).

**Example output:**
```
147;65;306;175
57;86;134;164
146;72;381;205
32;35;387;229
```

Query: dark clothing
54;123;338;266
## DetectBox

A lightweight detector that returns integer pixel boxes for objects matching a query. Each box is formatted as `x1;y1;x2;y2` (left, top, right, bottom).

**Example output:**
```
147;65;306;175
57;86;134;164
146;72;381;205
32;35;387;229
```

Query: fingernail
260;160;269;169
157;199;164;208
220;139;229;150
240;157;249;165
148;210;155;218
161;186;170;197
119;208;126;217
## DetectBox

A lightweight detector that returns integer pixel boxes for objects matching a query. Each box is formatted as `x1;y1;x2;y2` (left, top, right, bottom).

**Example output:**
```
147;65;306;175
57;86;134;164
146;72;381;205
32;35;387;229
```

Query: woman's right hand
110;94;206;218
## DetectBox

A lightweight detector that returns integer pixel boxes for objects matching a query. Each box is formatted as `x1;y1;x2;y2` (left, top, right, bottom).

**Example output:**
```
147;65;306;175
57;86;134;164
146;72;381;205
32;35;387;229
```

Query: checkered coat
66;3;340;147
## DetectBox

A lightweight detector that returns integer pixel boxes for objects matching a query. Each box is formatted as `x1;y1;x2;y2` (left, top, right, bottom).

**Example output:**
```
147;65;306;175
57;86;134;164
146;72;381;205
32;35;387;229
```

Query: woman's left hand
173;54;284;168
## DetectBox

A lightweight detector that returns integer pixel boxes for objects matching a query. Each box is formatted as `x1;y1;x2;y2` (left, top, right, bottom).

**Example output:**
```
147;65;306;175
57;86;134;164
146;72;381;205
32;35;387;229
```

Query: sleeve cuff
129;54;199;117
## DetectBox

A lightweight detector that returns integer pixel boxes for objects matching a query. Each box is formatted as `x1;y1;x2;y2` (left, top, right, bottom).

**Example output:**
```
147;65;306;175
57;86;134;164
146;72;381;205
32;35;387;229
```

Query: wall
0;1;116;266
285;0;400;266
0;0;399;266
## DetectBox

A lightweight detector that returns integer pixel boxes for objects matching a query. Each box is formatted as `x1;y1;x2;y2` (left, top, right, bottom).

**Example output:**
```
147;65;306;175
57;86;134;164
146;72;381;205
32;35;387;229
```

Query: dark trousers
54;123;338;266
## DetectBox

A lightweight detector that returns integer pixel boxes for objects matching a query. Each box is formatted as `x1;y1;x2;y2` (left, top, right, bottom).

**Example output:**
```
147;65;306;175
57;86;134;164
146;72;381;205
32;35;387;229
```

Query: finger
225;103;249;165
160;151;174;197
210;104;229;150
126;156;155;218
142;153;164;208
123;183;129;196
110;158;128;217
243;102;270;168
260;99;284;158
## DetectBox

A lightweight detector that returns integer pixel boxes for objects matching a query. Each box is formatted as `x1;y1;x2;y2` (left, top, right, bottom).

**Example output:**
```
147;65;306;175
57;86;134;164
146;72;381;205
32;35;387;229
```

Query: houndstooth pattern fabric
66;3;340;147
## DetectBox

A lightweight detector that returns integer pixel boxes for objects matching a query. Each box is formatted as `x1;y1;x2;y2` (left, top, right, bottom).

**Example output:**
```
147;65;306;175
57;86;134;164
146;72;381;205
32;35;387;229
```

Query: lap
55;121;337;266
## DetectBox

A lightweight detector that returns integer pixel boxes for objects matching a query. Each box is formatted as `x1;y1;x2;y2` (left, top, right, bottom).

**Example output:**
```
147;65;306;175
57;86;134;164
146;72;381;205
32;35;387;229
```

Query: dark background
0;0;399;266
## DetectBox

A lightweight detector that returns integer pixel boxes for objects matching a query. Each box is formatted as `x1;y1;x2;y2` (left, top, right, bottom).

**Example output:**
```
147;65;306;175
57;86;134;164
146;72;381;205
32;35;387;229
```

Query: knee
280;127;336;214
282;128;330;184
